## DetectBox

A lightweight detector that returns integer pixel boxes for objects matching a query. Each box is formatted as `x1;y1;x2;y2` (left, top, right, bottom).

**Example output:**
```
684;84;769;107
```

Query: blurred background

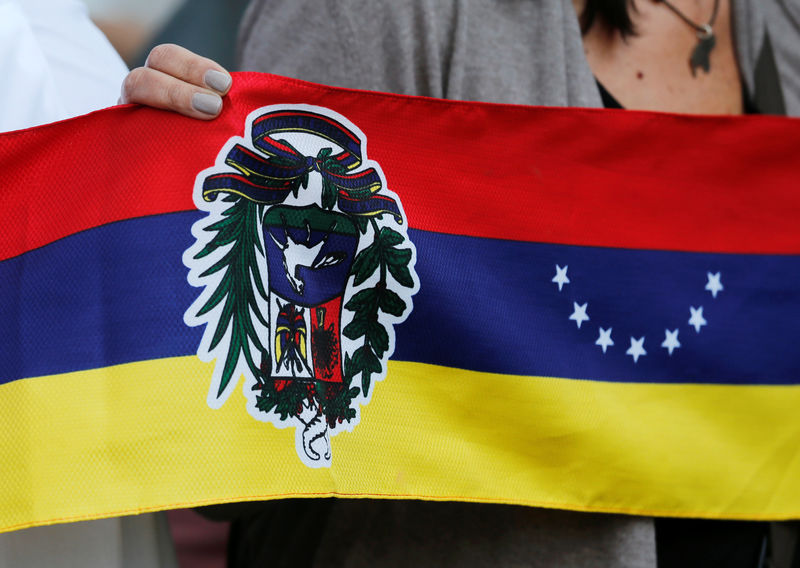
85;0;248;69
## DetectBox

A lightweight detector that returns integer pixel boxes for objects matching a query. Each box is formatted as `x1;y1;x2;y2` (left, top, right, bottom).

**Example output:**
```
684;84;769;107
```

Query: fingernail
192;92;222;116
204;69;232;93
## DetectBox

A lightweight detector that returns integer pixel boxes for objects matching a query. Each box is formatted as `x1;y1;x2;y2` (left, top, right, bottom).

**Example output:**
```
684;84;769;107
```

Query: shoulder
762;0;800;116
733;0;800;116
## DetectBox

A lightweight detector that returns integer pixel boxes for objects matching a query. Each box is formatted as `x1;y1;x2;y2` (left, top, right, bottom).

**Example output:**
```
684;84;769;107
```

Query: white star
661;329;681;355
688;306;707;333
552;264;570;291
705;271;723;298
626;336;647;363
569;302;589;329
595;327;614;353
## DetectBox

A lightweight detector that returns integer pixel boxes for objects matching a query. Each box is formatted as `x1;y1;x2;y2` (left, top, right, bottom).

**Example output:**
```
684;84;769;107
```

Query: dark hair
580;0;637;38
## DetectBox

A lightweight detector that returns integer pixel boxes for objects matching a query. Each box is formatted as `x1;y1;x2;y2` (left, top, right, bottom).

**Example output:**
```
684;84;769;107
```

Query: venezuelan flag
1;73;799;533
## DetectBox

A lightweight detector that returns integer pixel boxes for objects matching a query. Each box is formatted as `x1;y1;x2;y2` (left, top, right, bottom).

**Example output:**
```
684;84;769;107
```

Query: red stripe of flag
1;72;799;262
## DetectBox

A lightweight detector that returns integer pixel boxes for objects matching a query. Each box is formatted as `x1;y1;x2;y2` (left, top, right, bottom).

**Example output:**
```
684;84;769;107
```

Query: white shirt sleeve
0;0;129;131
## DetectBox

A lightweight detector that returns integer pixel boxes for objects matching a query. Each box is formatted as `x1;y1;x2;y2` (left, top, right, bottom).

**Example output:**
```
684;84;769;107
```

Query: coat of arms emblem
184;105;418;467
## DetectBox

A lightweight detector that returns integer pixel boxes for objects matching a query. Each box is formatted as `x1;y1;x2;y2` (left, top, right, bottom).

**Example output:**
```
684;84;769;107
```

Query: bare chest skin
574;0;744;115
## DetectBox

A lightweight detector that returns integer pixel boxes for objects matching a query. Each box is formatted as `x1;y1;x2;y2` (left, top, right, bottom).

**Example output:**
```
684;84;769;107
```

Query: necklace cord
657;0;720;31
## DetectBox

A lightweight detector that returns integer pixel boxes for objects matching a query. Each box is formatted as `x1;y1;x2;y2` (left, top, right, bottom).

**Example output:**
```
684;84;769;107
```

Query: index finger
145;43;232;95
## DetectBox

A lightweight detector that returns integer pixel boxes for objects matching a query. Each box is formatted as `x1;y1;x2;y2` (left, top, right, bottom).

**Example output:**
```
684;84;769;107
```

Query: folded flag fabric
1;73;799;532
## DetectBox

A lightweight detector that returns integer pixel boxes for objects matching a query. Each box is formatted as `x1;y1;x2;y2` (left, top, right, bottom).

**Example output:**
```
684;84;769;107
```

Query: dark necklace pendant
690;25;716;76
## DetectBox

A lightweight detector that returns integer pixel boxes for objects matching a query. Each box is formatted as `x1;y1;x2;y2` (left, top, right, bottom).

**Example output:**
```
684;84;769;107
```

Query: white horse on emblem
269;218;344;296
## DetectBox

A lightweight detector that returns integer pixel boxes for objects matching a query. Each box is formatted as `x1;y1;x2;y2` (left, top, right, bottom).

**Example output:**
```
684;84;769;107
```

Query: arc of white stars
595;327;614;353
626;336;647;363
569;302;589;329
554;265;718;359
552;264;570;291
661;329;681;355
688;306;707;333
705;271;723;298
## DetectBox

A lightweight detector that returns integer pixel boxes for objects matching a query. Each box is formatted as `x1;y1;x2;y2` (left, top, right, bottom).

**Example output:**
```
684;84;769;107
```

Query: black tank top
595;79;760;114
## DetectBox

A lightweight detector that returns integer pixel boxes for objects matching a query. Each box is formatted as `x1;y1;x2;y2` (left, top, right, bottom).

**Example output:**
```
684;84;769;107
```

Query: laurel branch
193;195;268;397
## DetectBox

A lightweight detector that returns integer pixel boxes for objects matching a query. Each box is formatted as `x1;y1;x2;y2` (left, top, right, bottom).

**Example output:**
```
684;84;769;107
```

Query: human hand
120;44;232;119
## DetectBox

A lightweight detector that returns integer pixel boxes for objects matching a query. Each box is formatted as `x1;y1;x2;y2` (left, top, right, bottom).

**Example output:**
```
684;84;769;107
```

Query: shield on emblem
262;205;358;385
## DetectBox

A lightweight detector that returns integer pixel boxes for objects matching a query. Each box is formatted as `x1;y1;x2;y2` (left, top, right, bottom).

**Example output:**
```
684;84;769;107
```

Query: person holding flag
17;0;797;566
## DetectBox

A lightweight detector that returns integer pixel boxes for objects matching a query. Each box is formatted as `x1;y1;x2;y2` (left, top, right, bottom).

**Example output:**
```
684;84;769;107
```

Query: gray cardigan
239;0;800;115
234;1;798;566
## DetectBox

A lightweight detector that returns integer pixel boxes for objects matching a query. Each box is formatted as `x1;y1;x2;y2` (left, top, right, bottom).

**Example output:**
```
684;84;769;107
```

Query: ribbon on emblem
202;110;402;222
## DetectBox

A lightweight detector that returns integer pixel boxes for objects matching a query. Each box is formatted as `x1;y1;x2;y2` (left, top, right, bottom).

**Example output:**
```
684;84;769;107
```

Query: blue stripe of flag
1;213;798;385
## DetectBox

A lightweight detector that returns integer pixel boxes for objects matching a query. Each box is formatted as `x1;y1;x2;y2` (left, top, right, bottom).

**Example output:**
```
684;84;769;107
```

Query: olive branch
343;220;415;397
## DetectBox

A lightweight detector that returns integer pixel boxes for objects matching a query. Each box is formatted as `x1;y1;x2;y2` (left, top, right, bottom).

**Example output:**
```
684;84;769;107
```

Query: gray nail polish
205;69;232;93
192;92;222;116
